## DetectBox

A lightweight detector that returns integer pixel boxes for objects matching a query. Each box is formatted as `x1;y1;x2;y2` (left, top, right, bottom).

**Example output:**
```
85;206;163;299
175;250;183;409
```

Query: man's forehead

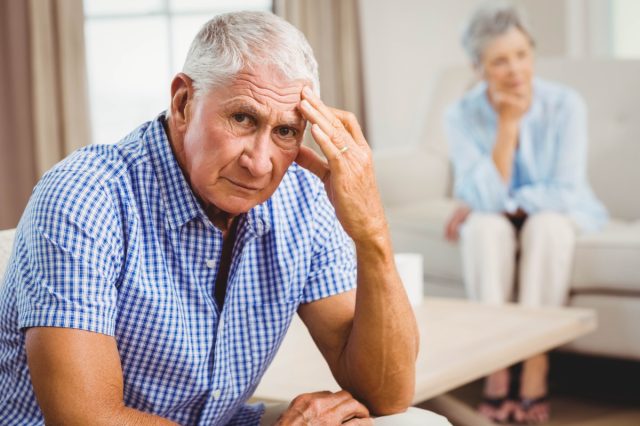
226;68;308;105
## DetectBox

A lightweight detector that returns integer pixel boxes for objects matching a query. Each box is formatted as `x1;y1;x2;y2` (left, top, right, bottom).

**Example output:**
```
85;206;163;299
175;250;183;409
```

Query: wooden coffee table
252;297;596;425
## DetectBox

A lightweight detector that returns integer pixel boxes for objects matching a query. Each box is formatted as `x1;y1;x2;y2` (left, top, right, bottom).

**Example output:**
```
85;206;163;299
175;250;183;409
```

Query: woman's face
479;27;534;97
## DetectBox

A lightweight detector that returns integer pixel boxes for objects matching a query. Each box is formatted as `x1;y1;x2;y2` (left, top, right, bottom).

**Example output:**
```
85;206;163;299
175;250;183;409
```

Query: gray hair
461;1;535;65
182;11;320;96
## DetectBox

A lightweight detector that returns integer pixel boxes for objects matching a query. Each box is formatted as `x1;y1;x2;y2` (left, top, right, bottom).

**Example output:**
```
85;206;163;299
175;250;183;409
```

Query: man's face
174;66;307;216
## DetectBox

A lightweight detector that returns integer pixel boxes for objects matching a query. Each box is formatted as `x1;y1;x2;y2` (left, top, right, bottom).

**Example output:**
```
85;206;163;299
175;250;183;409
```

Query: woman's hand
296;87;387;246
490;89;530;124
445;204;472;242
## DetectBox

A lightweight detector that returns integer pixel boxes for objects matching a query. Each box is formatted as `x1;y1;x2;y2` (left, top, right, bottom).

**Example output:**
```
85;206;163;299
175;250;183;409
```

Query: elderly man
0;11;448;426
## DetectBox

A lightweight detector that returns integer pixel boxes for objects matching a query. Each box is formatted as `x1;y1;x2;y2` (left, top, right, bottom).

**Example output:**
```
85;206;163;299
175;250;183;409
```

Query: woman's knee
521;212;575;247
462;212;516;242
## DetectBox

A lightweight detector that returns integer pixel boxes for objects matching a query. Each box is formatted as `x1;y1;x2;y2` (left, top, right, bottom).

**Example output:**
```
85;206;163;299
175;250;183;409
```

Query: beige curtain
274;0;367;136
0;0;90;229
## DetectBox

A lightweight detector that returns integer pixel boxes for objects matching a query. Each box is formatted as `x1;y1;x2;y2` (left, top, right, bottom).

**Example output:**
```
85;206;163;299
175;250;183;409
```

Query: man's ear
170;73;195;131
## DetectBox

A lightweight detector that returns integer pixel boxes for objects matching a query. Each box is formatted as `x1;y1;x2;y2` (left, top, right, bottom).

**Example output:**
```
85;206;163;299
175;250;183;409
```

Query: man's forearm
339;229;419;415
45;405;178;426
110;406;179;426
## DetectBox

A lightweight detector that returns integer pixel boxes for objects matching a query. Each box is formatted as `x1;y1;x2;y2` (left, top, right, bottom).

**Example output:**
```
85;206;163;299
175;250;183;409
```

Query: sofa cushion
572;220;640;293
563;294;640;361
387;200;640;293
387;199;464;283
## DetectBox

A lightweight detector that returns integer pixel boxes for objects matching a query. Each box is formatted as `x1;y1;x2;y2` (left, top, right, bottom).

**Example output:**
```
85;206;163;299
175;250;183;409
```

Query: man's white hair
183;11;320;95
461;0;535;66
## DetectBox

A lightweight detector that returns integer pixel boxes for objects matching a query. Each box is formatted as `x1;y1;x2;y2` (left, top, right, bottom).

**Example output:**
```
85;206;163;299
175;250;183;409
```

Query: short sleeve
15;167;123;336
301;189;356;304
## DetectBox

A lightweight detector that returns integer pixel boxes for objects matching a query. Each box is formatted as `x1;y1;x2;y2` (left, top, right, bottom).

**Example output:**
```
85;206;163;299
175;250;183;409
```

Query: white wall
358;0;573;150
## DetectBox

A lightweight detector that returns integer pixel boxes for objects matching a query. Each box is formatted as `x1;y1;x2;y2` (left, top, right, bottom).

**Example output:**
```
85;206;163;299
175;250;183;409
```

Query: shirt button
213;389;222;399
206;259;216;268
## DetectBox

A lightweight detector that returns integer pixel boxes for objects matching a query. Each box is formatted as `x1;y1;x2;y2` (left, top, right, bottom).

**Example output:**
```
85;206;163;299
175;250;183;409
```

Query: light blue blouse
445;78;608;232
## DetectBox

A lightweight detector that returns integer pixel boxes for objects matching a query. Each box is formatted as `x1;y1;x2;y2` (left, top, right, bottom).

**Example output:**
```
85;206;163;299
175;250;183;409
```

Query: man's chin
212;194;268;215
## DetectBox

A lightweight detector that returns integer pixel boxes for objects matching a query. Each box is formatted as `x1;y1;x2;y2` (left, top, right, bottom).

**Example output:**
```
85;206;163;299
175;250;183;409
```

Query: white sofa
375;59;640;361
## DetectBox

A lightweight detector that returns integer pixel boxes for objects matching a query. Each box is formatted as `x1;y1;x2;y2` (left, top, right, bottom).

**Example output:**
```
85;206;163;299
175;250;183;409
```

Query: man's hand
274;391;373;425
445;204;472;242
296;87;386;246
295;88;418;415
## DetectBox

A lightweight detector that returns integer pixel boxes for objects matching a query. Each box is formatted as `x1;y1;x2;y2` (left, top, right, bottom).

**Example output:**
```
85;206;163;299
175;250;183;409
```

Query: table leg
417;394;497;426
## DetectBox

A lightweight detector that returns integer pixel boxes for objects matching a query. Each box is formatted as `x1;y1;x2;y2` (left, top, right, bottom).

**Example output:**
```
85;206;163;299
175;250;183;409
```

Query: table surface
253;297;596;404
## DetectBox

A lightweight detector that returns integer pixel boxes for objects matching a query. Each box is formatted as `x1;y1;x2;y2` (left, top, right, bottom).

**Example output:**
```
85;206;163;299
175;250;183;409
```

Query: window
84;0;273;145
611;0;640;58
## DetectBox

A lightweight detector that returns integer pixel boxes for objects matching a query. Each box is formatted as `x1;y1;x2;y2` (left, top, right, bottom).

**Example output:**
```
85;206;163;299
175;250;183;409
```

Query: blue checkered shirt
0;114;356;425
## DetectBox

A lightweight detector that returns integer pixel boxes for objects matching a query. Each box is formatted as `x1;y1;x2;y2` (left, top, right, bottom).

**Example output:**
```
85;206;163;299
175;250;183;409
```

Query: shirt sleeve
512;92;588;214
445;103;516;212
15;167;123;336
301;188;357;304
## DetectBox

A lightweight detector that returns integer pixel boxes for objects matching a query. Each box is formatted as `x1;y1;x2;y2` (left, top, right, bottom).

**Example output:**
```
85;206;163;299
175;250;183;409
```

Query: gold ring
334;145;349;159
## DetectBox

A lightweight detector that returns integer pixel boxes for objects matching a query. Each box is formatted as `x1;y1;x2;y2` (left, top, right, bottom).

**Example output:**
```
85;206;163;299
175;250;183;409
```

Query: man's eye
276;127;297;138
232;113;252;125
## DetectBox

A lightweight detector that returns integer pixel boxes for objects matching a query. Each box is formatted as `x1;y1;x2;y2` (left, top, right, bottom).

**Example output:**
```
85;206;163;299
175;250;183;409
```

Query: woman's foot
514;354;550;424
478;368;515;423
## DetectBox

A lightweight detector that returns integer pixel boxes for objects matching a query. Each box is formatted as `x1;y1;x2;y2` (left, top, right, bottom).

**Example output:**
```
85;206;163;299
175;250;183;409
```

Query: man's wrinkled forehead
227;67;309;108
217;68;309;124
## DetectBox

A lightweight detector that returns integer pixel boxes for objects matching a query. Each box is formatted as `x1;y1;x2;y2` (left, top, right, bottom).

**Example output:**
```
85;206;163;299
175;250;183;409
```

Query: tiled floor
437;352;640;425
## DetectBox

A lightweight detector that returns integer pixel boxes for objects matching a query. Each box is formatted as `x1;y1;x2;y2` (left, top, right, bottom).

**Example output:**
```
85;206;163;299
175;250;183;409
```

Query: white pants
260;403;451;425
460;212;576;307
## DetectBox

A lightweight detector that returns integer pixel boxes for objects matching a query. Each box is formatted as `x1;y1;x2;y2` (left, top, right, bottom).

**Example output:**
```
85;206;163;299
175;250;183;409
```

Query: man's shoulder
42;121;154;195
24;122;156;236
278;161;325;205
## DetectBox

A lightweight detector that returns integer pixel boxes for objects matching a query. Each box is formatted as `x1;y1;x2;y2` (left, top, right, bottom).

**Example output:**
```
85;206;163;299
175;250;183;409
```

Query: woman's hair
182;11;320;95
461;1;535;65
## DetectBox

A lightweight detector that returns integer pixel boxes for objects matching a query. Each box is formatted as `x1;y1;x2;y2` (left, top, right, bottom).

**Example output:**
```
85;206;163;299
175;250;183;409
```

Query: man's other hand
274;390;373;425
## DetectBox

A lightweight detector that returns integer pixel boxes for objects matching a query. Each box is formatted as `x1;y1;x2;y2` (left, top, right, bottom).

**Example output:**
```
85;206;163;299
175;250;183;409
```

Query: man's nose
240;130;273;177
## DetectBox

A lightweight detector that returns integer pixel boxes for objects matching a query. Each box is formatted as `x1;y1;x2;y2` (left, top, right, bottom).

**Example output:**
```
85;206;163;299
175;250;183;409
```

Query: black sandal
478;395;514;424
515;395;550;424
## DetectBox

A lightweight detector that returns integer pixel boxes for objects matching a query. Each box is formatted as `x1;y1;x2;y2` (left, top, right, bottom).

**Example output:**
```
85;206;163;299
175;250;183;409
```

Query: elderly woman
444;2;607;424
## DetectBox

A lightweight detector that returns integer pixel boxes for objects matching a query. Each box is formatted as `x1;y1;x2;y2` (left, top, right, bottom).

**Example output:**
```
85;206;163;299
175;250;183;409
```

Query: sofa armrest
373;147;451;208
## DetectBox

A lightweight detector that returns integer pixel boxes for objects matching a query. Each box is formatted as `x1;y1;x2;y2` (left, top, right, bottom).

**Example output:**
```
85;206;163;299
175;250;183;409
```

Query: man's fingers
302;86;341;127
300;89;356;150
310;124;342;163
301;100;353;151
333;109;367;147
344;418;375;425
327;393;370;423
296;145;330;181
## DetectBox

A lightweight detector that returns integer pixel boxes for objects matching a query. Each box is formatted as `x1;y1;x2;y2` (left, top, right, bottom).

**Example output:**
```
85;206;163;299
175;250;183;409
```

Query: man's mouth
224;178;261;191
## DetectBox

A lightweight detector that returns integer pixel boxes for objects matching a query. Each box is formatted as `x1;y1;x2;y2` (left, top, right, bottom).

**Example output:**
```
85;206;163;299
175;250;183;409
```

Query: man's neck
204;204;237;237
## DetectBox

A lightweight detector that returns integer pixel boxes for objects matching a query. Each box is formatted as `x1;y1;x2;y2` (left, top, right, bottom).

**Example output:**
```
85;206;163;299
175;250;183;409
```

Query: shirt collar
143;112;272;236
144;113;200;229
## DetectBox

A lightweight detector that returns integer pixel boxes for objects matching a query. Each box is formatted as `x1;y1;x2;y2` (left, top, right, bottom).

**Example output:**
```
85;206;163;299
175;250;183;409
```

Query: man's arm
296;87;419;416
26;327;177;425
